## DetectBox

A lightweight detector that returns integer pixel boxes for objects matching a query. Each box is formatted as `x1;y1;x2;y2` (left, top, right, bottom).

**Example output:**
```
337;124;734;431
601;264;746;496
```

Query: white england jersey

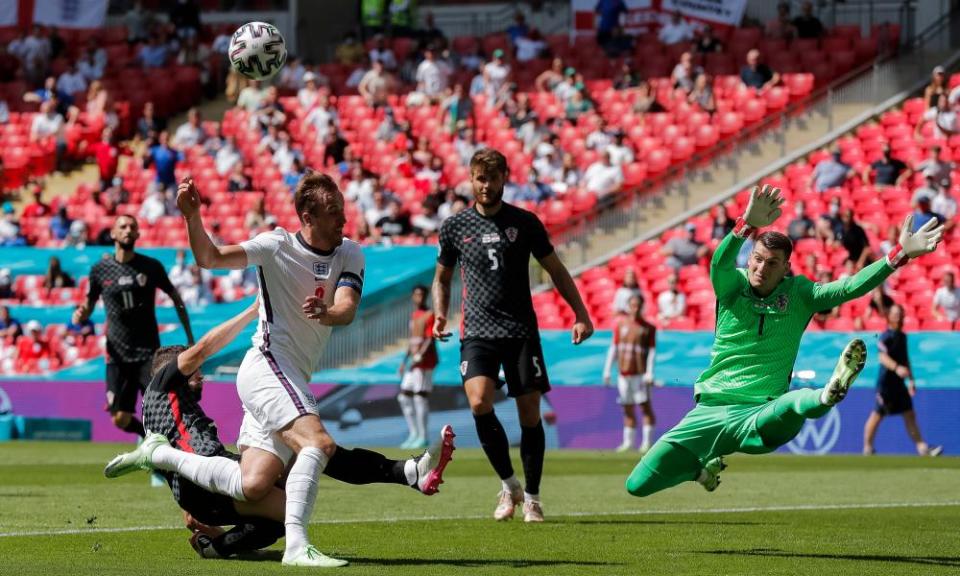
240;228;365;380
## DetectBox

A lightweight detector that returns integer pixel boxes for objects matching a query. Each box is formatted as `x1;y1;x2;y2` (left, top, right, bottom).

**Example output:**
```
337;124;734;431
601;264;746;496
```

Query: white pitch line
1;500;958;539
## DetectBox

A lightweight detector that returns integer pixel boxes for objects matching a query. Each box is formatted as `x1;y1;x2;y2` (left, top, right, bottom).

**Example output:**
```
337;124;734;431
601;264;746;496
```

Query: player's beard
117;239;136;251
476;185;504;208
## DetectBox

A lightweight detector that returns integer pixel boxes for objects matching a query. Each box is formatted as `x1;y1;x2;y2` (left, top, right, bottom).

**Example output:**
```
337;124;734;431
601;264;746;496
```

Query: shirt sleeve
86;265;102;306
798;258;895;313
710;233;748;303
153;260;179;299
336;243;365;294
437;219;459;268
647;326;657;348
239;230;282;267
877;332;890;354
529;213;555;260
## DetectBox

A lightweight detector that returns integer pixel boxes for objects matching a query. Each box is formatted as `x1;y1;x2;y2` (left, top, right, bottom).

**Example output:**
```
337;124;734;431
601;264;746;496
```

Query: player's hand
741;184;784;228
897;214;944;259
895;365;911;379
302;295;329;322
176;178;201;219
642;373;654;386
433;315;451;342
397;363;405;376
72;304;87;326
571;318;594;345
908;382;917;397
412;353;423;364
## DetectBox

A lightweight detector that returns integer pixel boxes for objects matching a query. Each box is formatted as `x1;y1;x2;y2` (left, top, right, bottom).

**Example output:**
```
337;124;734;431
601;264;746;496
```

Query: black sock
473;409;514;480
323;446;408;486
211;520;284;557
122;417;145;437
520;420;545;495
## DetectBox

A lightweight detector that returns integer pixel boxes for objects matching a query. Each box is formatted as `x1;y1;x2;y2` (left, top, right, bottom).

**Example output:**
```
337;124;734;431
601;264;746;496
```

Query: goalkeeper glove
886;214;944;268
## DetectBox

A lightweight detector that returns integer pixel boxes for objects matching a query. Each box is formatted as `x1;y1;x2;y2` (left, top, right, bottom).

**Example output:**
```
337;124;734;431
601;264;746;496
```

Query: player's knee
111;412;131;429
468;398;494;415
241;473;275;502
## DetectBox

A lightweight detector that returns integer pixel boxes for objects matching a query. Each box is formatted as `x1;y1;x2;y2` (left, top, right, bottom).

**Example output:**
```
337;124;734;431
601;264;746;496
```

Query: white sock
397;393;416;438
151;445;245;501
641;424;654;449
501;475;522;495
284;447;328;556
413;395;429;439
403;458;418;486
622;426;636;447
524;491;539;502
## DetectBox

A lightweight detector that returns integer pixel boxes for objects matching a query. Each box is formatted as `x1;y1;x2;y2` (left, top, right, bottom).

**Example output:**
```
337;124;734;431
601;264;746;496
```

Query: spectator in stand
243;197;268;232
137;33;169;69
694;25;723;53
711;207;734;241
438;191;468;222
584;150;623;197
297;72;321;110
323;131;350;170
606;131;634;166
271;130;299;173
792;1;824;39
16;320;58;366
483;49;511;102
656;273;686;324
170;0;201;39
536;58;565;93
911;196;944;233
418;11;447;49
933;271;960;322
0;269;14;300
0;202;26;246
284;157;307;191
214;136;241;176
278;55;307;92
64;219;88;248
49;206;71;241
77;47;105;82
532;147;563;184
136;101;166;141
810;148;855;192
336;31;365;66
0;304;21;339
139;185;168;225
914;145;953;188
766;2;797;41
65;305;95;344
172;107;204;150
19;25;51;87
373;199;412;242
659;12;695;45
602;26;634;58
864;144;909;186
688;73;716;114
415;47;450;103
236;79;265;113
506;11;529;45
169;249;192;290
787;200;815;241
916;92;957;140
516;28;547;62
613;61;641;90
21;181;51;218
364;188;391;232
30;100;67;172
662;223;709;270
180;265;213;306
565;89;593;123
22;76;57;107
586;118;614;151
613;268;642;314
552;67;579;103
932;186;957;231
455;126;483;166
84;127;123;191
837;208;872;268
551;152;582;195
142;131;181;191
595;0;628;47
671;51;702;93
43;256;75;290
876;223;899;257
226;162;251;192
359;59;394;108
911;174;940;207
0;98;8;126
740;49;780;93
251;86;287;133
124;1;153;44
856;286;895;330
438;83;474;134
302;92;339;142
923;66;948;109
631;79;665;114
369;34;398;71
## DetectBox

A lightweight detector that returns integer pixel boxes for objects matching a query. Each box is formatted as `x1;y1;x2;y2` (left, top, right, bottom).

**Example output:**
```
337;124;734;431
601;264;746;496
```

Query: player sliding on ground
104;301;455;561
626;185;944;497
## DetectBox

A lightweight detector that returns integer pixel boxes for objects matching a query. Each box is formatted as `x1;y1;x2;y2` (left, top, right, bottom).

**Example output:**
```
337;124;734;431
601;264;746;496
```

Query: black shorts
460;337;550;397
875;386;913;416
105;360;152;413
175;476;245;527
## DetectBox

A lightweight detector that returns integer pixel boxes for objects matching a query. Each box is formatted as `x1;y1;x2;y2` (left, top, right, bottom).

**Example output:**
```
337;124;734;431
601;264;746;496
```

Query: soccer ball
228;21;287;81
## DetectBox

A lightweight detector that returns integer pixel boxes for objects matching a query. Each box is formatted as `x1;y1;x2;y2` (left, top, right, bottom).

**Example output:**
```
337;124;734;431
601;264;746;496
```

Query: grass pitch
0;442;958;575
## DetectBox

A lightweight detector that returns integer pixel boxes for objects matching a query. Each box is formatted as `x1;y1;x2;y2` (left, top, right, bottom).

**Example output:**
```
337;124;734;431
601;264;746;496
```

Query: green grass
1;442;959;575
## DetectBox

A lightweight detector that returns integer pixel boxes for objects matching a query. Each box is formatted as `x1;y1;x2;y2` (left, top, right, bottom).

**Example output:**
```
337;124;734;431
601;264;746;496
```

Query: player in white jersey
124;174;455;568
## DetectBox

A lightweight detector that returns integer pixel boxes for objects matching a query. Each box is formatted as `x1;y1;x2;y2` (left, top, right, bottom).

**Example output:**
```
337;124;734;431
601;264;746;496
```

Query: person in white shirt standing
116;174;456;568
415;48;449;104
658;12;695;45
657;273;686;324
584;150;624;197
933;271;960;322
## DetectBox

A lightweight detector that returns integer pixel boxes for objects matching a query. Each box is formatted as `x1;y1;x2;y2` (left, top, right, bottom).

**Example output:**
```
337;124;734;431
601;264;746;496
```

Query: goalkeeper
626;185;944;496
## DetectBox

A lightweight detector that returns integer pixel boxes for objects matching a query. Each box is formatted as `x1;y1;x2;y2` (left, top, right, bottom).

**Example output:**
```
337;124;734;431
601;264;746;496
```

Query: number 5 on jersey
487;248;500;271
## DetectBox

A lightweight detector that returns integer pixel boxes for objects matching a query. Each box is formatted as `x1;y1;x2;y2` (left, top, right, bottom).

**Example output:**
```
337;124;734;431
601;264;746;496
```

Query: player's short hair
152;345;187;377
469;148;508;177
756;231;793;260
294;172;340;220
114;214;138;227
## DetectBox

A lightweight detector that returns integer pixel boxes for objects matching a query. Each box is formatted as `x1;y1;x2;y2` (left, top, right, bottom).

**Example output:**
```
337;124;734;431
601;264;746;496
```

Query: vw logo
0;386;11;415
786;409;841;455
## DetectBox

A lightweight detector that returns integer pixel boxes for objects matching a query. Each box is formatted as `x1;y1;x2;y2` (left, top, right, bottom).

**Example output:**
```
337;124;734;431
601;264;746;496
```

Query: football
228;21;287;81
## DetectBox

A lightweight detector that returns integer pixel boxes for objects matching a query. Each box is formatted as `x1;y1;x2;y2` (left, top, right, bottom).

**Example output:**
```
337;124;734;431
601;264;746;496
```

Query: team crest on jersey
460;361;468;375
775;294;789;312
313;262;330;279
136;273;148;287
505;227;518;242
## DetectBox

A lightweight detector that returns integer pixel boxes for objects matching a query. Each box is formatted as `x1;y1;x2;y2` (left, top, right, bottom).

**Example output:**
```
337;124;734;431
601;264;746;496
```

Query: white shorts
400;368;434;394
618;374;651;406
235;348;317;465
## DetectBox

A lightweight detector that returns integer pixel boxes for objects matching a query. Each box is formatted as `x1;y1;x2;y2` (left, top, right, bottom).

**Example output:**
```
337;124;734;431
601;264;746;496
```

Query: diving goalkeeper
626;185;944;496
